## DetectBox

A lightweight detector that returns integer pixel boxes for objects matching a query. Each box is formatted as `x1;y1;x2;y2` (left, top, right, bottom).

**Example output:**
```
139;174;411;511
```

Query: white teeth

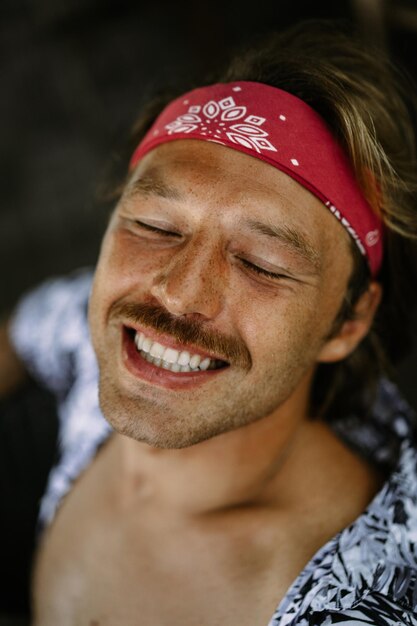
133;331;222;373
142;337;152;353
150;342;165;358
178;351;191;366
189;354;201;369
163;347;179;363
199;358;210;371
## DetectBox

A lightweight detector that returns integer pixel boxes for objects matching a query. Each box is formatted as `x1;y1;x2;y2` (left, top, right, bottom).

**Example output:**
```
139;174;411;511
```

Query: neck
109;388;382;520
117;410;301;515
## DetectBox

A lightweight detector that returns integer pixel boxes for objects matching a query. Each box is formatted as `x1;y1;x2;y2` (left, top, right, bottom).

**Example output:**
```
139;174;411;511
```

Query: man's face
89;140;353;448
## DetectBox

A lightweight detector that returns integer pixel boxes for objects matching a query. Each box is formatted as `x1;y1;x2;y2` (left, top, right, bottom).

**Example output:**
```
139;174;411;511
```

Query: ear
317;281;382;363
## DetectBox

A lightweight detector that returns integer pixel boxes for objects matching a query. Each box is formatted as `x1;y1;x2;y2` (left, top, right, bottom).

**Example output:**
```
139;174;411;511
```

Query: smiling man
3;22;417;626
90;137;375;451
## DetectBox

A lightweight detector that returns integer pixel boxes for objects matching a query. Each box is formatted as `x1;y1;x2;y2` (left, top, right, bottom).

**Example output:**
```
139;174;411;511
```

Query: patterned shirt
9;270;417;625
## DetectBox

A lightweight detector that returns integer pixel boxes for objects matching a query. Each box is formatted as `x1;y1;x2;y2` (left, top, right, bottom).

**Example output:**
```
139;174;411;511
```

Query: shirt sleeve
8;268;94;396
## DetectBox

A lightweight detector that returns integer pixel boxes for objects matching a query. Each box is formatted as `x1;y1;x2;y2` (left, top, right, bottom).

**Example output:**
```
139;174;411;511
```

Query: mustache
110;300;252;369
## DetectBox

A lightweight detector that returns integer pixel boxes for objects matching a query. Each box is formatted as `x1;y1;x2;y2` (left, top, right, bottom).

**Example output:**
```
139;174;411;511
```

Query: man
2;21;417;625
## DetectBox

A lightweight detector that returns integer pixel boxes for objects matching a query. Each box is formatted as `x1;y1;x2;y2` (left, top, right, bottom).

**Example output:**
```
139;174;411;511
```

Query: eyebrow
244;218;321;270
124;169;183;201
124;168;320;270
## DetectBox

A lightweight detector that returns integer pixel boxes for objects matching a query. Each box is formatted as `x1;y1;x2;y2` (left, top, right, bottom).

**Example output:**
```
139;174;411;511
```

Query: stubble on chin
96;369;219;449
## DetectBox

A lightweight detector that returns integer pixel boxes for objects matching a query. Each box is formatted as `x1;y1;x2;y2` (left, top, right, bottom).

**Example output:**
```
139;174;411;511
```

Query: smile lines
134;331;224;373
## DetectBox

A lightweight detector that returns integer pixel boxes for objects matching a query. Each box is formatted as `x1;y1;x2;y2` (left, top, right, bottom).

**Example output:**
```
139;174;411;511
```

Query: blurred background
1;0;417;620
2;0;417;402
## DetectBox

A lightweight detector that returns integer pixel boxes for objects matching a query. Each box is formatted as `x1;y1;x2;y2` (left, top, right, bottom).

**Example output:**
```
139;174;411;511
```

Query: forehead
126;139;350;236
129;139;312;202
125;139;352;269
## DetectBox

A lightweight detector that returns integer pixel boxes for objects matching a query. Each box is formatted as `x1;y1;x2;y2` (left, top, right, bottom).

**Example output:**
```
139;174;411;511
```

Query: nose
150;237;227;320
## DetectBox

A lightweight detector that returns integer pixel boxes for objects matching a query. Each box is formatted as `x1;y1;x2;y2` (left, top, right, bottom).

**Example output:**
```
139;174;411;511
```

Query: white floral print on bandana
164;95;278;154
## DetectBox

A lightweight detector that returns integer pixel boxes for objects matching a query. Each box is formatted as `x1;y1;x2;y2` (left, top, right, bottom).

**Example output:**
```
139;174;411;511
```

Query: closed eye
240;258;289;280
135;220;180;238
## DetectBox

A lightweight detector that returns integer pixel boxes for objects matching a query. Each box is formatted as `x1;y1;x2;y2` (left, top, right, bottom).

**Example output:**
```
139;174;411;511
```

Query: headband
130;81;383;276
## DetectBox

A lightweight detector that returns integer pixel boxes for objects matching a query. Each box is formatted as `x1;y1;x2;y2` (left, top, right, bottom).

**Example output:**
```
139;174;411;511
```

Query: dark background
1;0;417;620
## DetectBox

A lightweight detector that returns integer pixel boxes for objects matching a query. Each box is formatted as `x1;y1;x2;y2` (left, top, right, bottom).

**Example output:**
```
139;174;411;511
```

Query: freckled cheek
239;295;328;366
96;232;169;300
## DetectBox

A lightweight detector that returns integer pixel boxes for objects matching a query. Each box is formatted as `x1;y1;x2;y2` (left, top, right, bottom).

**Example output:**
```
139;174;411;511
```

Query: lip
123;322;227;363
122;326;228;391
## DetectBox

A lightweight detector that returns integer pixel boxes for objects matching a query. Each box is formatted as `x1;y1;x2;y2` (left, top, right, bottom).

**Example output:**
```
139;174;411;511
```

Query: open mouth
124;326;229;378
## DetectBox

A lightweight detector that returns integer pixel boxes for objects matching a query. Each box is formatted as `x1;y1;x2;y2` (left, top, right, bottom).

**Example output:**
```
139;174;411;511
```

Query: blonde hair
222;22;417;239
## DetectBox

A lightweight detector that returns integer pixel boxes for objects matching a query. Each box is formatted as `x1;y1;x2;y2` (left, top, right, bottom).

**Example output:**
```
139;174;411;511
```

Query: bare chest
31;455;300;626
33;527;289;626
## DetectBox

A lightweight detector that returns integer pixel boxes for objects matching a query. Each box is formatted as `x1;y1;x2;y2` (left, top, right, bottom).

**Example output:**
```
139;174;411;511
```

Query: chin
98;385;227;450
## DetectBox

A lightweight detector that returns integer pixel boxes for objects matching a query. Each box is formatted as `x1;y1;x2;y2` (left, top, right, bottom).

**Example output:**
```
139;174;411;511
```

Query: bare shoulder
0;319;27;398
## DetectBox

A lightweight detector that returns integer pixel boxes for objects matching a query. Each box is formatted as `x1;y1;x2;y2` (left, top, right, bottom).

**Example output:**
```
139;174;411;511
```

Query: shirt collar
272;378;417;624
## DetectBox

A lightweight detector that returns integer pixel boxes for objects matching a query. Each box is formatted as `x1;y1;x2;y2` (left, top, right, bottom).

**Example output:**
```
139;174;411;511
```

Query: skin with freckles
33;140;383;626
89;139;379;450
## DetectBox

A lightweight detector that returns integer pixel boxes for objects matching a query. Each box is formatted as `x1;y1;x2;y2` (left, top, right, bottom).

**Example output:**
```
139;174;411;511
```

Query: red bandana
130;81;383;276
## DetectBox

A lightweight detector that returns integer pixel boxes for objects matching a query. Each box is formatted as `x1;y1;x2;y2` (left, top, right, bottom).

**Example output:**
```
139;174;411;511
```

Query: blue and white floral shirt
9;270;417;625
